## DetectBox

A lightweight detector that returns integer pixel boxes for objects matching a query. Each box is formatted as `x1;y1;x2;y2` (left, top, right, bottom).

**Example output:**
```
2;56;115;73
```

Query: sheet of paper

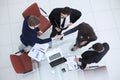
28;43;49;61
66;56;79;71
45;48;63;62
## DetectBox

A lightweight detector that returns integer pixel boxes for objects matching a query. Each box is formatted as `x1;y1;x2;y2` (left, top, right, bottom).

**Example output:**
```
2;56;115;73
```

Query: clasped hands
55;27;61;32
37;30;43;36
55;23;73;32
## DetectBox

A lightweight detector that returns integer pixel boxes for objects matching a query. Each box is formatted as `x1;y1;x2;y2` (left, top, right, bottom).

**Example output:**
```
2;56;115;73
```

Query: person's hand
74;58;79;63
58;34;64;40
37;30;43;36
80;41;87;46
67;22;73;27
55;27;61;32
52;35;63;40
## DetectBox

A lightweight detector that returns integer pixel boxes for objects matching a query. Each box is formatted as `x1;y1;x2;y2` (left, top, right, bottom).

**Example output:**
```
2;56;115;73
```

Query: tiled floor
0;0;120;80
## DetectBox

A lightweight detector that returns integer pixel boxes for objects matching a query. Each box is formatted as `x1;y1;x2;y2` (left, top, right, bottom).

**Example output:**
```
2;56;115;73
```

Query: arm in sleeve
36;38;52;44
88;35;97;42
63;25;79;36
49;11;58;28
34;27;40;32
29;38;52;46
80;58;94;64
79;51;94;64
70;10;82;23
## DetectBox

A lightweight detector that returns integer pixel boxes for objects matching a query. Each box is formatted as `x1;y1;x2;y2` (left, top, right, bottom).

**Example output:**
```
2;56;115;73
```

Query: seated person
20;15;59;51
59;22;97;51
74;42;110;70
49;6;82;38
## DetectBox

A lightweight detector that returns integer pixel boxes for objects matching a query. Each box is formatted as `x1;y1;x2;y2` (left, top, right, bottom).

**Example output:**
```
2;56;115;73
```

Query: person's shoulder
103;42;109;47
103;42;110;49
84;50;94;54
78;22;90;28
23;16;30;24
24;16;30;21
71;8;81;13
50;8;62;15
71;8;79;11
52;8;62;11
82;50;97;56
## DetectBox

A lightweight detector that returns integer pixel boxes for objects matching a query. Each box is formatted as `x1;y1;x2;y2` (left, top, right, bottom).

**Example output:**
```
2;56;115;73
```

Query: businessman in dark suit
74;42;110;70
49;7;82;37
58;22;97;51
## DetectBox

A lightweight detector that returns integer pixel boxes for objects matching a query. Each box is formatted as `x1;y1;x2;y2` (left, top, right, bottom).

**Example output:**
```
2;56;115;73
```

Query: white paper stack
66;56;79;71
28;43;49;62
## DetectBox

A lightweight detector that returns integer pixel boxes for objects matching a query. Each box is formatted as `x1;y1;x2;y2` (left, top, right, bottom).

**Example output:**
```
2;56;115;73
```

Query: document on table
66;56;79;71
28;43;49;62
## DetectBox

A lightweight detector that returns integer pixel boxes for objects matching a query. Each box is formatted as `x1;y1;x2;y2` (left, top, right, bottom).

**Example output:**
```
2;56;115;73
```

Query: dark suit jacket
79;43;110;64
20;16;51;46
49;8;82;30
63;22;97;47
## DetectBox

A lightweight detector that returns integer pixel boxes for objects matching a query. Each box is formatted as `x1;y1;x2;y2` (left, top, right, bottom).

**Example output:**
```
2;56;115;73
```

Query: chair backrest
10;52;32;73
22;3;40;18
22;2;51;33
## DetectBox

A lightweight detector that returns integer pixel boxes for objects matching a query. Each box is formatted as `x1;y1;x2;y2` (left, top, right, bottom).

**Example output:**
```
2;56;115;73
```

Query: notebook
28;43;49;62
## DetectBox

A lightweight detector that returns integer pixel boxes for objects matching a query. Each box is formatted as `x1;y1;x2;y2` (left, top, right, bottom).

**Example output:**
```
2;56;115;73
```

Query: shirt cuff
51;38;54;41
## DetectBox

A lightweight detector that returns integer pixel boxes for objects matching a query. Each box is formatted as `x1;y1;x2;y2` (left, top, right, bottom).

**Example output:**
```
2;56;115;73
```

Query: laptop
45;48;67;67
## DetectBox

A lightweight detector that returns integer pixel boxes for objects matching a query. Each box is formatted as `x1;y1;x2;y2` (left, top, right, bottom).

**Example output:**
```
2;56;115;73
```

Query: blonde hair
27;15;40;26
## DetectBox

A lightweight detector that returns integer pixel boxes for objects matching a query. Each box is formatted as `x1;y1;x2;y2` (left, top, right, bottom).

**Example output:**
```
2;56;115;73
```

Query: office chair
22;2;51;33
20;2;51;52
10;52;33;73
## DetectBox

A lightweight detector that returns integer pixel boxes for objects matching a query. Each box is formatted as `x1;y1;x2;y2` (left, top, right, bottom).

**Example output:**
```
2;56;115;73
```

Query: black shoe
49;46;52;48
80;65;85;70
60;37;63;40
71;46;78;51
71;48;74;51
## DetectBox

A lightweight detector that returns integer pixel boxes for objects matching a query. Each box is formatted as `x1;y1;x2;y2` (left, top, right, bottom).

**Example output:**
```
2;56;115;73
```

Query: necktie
61;18;66;28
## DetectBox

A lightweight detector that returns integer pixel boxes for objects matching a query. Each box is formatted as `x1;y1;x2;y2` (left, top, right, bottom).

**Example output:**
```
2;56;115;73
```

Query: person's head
27;15;40;28
92;43;104;52
78;22;95;36
61;7;71;18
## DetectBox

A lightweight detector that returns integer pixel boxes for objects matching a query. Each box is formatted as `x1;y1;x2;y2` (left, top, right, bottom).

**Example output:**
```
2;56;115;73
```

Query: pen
38;49;45;54
75;55;79;69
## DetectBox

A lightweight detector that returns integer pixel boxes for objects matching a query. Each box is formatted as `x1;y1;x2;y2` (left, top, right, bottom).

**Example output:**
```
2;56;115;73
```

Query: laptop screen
49;52;61;61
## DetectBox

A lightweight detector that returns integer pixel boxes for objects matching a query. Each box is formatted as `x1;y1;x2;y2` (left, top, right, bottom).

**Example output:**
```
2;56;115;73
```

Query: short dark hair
92;43;104;52
61;7;71;15
27;15;40;26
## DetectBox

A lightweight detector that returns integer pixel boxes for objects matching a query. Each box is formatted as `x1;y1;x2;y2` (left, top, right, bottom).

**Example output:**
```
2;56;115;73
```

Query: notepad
66;56;79;71
28;43;49;61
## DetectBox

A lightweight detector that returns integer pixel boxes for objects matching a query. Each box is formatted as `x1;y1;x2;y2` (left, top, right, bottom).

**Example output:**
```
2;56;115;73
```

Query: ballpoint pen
75;55;80;69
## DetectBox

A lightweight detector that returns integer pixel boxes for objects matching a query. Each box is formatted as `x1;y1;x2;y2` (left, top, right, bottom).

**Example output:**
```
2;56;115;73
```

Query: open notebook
28;43;49;62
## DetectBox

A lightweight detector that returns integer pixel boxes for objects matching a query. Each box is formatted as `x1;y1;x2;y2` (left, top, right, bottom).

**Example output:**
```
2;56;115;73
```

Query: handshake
52;34;64;40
